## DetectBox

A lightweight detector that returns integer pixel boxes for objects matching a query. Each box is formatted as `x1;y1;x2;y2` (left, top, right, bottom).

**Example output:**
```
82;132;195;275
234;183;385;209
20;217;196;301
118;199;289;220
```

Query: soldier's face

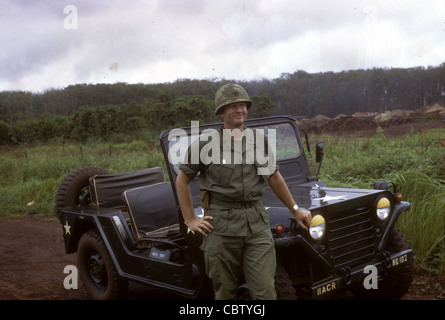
220;102;247;129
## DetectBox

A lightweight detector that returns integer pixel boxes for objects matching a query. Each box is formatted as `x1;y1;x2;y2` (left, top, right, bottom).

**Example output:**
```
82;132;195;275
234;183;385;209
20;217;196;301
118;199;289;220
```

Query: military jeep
56;115;413;300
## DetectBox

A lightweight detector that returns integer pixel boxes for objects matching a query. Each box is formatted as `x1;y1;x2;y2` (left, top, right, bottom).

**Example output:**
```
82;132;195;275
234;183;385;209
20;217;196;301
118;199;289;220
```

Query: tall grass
0;140;166;217
0;127;444;274
311;127;445;275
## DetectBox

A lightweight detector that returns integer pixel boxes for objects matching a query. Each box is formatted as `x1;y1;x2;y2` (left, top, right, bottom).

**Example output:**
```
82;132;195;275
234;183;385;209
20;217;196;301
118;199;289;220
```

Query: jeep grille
327;207;376;269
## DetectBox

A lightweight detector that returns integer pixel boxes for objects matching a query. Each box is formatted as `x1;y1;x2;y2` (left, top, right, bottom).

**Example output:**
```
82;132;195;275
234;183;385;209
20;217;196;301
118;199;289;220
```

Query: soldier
176;83;311;300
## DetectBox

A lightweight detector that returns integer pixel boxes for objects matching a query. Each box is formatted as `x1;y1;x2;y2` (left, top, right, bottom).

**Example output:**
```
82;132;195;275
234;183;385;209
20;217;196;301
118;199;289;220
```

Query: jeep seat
89;167;165;208
122;182;179;239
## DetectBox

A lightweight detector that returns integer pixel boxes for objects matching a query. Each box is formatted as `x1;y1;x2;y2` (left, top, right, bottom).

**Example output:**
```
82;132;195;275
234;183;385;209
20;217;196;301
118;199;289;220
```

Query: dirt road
0;217;443;300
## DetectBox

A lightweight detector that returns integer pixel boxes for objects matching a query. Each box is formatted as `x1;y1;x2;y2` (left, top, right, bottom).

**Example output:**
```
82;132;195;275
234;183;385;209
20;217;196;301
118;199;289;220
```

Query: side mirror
315;142;324;163
304;132;311;155
315;142;324;181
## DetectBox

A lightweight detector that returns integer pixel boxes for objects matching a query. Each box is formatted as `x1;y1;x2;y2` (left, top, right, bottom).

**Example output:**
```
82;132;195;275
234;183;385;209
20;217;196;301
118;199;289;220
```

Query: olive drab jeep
56;115;414;300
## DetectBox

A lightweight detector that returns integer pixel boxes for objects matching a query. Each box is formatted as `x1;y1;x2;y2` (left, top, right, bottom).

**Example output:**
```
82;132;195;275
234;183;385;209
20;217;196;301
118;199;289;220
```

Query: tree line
1;64;444;145
0;90;275;145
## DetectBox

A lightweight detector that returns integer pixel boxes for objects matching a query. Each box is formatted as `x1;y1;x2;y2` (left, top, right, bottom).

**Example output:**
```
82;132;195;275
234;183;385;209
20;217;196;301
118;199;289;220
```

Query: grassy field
0;140;166;217
310;127;445;275
0;127;444;274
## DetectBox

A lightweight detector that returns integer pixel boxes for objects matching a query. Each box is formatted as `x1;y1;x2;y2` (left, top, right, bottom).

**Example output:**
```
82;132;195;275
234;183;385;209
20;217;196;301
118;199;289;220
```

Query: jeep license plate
391;253;408;267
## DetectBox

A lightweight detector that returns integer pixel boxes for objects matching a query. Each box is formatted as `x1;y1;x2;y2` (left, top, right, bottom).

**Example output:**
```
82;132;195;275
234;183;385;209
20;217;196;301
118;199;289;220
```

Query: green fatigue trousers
201;228;277;300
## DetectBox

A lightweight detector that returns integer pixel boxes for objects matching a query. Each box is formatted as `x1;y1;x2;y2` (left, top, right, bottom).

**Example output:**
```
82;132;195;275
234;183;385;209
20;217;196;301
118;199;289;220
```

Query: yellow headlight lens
376;197;391;221
309;214;326;240
377;197;390;209
310;214;325;226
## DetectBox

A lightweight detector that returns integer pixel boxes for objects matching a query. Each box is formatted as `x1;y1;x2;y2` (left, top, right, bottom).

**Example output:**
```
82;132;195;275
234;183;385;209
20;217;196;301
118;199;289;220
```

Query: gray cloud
1;0;444;92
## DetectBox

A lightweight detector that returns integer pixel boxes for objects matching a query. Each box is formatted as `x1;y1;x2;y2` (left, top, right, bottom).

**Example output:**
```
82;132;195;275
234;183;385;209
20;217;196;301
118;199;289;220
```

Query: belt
209;198;260;209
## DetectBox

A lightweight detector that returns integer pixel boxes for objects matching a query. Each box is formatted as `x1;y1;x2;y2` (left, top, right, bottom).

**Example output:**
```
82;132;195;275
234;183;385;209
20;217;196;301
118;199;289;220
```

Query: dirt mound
379;117;414;128
320;116;377;132
417;103;445;118
312;114;332;124
298;115;378;133
352;112;372;118
298;104;444;135
374;109;414;122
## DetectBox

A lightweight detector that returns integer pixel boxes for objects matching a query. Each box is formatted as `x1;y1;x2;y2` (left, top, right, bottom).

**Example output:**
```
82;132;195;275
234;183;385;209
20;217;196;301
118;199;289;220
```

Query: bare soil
0;217;444;300
299;112;445;137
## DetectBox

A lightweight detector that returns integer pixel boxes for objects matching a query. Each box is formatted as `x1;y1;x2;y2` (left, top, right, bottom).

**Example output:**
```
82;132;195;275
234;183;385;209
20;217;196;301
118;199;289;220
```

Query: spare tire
55;166;109;221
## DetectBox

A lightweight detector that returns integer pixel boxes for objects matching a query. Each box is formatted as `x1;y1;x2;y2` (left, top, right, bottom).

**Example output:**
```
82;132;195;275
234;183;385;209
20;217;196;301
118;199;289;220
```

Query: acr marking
315;280;338;296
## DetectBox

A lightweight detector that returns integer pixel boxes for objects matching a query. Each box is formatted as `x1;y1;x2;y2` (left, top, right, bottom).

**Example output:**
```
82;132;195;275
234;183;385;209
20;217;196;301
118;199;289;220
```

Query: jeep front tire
350;227;414;299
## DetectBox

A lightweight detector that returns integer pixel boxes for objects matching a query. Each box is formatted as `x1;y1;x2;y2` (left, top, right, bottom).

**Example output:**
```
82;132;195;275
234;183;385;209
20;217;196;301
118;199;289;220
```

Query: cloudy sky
1;0;444;93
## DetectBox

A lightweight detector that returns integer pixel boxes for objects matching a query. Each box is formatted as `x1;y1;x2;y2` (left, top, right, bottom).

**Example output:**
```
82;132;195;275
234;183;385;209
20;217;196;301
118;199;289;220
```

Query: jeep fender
61;211;97;254
377;201;410;252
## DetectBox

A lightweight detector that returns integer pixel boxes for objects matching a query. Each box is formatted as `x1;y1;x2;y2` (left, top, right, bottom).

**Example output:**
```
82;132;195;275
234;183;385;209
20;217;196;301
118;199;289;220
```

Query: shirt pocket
207;163;235;186
257;205;271;225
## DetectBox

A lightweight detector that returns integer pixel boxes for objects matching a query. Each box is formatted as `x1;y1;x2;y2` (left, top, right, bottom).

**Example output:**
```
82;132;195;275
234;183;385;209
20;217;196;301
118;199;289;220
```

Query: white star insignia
314;195;348;202
63;220;71;235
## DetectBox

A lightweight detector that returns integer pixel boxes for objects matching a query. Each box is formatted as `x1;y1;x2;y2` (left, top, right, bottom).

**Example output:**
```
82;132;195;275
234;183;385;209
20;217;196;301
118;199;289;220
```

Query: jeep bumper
311;248;413;298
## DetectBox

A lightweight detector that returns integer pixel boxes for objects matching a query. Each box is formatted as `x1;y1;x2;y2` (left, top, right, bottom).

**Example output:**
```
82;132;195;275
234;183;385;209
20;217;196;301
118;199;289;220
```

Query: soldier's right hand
185;216;214;236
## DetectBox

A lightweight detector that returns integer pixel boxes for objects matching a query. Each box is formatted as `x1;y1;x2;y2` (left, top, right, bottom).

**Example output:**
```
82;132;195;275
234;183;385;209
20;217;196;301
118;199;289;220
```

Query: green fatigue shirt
179;126;278;236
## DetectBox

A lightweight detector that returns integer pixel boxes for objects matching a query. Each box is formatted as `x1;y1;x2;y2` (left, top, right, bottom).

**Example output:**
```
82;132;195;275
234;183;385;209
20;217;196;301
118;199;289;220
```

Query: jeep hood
262;182;384;226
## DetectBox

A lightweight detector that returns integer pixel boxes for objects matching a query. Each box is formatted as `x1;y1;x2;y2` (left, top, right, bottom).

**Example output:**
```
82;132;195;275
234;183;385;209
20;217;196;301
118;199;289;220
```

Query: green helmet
214;83;252;114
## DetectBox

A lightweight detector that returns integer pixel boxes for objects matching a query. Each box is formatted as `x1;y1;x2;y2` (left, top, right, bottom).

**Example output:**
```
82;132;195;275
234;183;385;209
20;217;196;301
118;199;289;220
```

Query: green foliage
394;169;445;275
1;94;218;145
2;64;445;129
2;64;445;144
0;120;12;144
250;94;276;118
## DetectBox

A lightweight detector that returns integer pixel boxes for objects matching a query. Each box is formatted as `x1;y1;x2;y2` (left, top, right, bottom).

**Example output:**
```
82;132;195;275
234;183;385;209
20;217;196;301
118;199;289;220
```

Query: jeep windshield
160;115;312;203
165;120;301;175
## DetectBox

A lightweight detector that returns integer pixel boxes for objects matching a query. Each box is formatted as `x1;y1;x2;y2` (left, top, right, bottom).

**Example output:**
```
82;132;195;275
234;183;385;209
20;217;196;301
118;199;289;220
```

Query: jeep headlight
309;214;326;240
376;196;391;221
